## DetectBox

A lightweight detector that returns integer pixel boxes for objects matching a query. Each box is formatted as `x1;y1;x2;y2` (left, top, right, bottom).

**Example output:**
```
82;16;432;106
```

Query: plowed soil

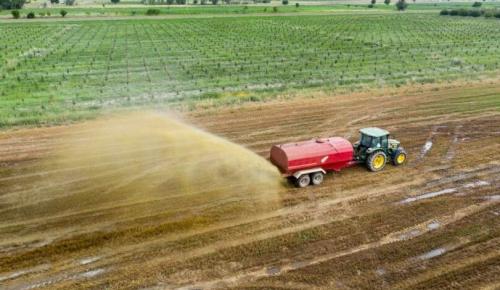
0;81;499;289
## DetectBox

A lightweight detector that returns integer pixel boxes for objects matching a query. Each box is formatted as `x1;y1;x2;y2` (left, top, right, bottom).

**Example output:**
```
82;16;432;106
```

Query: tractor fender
293;168;326;179
391;147;407;159
366;148;383;155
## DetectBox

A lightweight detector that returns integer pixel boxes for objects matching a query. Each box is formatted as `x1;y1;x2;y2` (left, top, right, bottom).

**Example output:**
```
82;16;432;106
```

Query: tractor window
381;136;388;148
371;137;380;148
360;134;372;147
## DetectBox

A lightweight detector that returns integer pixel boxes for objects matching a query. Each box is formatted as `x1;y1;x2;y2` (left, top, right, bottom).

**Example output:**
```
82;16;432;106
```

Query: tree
282;0;288;5
50;0;59;3
11;9;20;18
371;0;376;4
1;0;26;9
472;1;482;7
384;0;390;5
395;0;407;11
210;0;218;4
60;9;67;16
469;9;481;17
295;2;299;7
458;8;468;16
26;11;35;18
64;0;75;5
145;8;160;14
111;0;120;3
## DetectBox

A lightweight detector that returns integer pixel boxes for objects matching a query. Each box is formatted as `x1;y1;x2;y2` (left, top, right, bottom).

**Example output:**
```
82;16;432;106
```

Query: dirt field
0;81;499;289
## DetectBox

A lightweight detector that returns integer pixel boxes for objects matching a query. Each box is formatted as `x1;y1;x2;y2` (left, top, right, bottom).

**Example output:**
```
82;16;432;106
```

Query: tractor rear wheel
367;151;387;172
311;172;324;185
296;174;311;188
393;149;407;166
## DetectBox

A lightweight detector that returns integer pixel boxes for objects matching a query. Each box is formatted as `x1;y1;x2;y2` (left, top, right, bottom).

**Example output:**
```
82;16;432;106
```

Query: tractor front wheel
367;151;387;172
393;149;407;166
296;174;311;188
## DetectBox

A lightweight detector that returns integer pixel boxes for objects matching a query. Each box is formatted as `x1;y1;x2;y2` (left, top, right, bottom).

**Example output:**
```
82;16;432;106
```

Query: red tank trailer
270;137;358;188
270;127;408;188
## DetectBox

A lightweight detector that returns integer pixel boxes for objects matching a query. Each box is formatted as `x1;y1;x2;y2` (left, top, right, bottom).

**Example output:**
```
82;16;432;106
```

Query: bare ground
0;81;499;289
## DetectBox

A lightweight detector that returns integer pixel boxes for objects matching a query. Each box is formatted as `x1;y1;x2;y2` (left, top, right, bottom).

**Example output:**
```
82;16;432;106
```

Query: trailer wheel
295;174;311;188
311;172;324;185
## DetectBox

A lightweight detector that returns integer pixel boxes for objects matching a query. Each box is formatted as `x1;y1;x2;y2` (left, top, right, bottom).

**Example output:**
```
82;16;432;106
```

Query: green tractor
353;127;407;172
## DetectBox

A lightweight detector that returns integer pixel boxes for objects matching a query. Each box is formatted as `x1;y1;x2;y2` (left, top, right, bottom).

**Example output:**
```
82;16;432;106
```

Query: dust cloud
2;111;283;239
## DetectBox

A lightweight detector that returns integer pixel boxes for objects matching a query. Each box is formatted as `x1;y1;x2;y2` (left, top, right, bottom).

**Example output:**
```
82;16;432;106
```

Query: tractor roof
359;127;389;137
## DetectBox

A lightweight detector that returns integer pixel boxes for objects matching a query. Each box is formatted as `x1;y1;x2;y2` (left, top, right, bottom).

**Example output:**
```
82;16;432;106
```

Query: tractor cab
353;127;407;172
359;127;389;150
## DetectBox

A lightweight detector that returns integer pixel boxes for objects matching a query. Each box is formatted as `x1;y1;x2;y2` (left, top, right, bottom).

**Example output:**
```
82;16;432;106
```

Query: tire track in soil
175;200;498;290
0;82;499;289
34;163;498;287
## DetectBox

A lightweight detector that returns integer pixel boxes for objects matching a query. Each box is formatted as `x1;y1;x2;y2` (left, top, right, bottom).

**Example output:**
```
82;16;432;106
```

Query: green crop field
2;2;500;18
0;5;347;17
1;12;499;127
2;1;500;18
